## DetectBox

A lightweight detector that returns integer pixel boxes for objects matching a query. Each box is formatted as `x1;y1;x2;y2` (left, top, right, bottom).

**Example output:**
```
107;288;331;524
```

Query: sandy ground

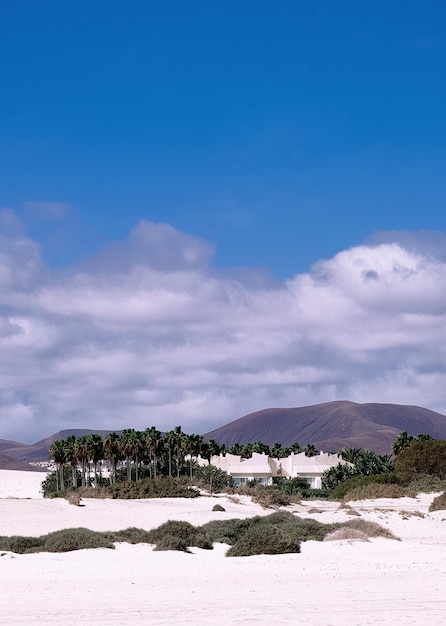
1;471;445;625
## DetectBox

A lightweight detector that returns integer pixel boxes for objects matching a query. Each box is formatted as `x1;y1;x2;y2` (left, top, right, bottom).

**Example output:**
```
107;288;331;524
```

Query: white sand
1;471;445;625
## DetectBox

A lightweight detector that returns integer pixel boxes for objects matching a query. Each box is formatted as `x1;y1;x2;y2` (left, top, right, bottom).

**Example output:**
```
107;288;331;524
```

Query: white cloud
1;215;446;442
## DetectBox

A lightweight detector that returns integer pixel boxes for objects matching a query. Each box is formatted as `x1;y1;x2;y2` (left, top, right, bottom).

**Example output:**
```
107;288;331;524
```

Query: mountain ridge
2;401;446;469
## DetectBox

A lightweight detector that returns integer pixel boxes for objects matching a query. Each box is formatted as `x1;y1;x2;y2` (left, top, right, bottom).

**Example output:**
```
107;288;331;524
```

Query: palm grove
46;425;446;498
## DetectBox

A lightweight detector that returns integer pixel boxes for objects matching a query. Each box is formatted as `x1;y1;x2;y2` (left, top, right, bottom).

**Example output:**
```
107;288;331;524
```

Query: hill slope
204;401;446;454
0;429;123;465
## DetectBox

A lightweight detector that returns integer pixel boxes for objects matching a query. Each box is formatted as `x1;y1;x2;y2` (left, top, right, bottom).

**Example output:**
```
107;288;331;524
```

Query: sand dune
1;470;445;625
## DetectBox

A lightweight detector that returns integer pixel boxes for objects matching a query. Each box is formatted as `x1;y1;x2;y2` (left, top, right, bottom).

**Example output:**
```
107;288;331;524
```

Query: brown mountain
0;429;122;468
0;453;48;472
204;401;446;454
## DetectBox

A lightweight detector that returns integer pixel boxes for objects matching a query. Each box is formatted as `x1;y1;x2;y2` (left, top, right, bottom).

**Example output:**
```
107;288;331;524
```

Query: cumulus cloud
1;212;446;442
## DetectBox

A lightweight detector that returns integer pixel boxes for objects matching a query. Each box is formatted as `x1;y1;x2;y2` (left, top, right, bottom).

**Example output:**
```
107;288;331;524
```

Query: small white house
198;452;278;486
280;451;348;488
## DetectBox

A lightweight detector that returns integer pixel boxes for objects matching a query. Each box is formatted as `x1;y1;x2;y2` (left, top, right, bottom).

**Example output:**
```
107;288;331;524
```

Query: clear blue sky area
1;1;446;277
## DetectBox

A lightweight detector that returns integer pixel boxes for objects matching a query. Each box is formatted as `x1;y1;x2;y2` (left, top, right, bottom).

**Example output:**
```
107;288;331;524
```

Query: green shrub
395;439;446;480
0;535;43;554
330;473;401;500
109;477;200;499
429;491;446;512
201;518;253;545
153;534;189;552
226;524;301;557
105;527;153;544
192;465;235;493
44;528;115;552
146;520;213;550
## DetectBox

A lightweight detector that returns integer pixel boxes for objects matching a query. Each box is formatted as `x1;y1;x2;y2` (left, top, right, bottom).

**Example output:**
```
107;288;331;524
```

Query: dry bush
429;491;446;512
344;483;415;501
307;507;323;514
343;518;400;540
212;503;225;512
238;484;292;508
399;510;425;519
323;528;369;542
66;493;82;506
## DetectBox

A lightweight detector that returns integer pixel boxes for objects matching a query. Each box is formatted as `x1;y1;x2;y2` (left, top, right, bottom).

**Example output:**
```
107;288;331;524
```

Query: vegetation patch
343;483;415;501
212;503;226;512
146;520;213;551
226;524;301;556
44;528;115;552
330;473;402;500
237;484;295;508
342;519;400;540
323;528;369;542
429;491;446;512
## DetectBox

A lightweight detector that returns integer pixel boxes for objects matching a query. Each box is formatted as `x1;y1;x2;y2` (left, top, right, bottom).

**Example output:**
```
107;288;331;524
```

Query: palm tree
103;432;121;484
75;436;90;487
173;426;185;478
85;434;104;487
354;449;379;476
64;435;79;488
184;433;203;478
304;444;318;457
49;439;66;492
392;431;414;456
144;427;162;478
121;429;144;481
339;447;363;464
164;430;177;477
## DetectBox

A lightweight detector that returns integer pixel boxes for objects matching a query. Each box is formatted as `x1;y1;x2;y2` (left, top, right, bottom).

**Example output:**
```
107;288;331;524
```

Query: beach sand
1;470;445;625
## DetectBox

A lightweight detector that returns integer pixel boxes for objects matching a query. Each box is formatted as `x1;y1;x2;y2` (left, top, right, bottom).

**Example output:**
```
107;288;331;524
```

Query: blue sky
1;2;446;441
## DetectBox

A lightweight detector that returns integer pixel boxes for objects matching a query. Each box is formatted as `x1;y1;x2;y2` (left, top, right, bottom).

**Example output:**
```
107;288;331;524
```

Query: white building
198;450;348;488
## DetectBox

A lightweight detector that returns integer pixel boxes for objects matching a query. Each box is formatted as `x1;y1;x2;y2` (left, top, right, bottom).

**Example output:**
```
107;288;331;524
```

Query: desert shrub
212;503;226;512
202;511;333;554
275;476;309;495
343;519;399;540
44;528;115;552
330;473;401;500
274;478;329;500
201;518;253;545
324;528;369;542
238;484;293;508
429;491;446;512
106;527;153;544
154;534;189;552
226;524;301;557
395;439;446;481
66;492;82;506
344;483;415;501
192;465;234;493
407;476;446;494
41;468;82;498
109;477;200;499
0;535;43;554
146;520;213;550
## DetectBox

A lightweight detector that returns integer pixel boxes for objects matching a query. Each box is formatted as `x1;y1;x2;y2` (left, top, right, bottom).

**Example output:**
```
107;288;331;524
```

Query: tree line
48;426;314;491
